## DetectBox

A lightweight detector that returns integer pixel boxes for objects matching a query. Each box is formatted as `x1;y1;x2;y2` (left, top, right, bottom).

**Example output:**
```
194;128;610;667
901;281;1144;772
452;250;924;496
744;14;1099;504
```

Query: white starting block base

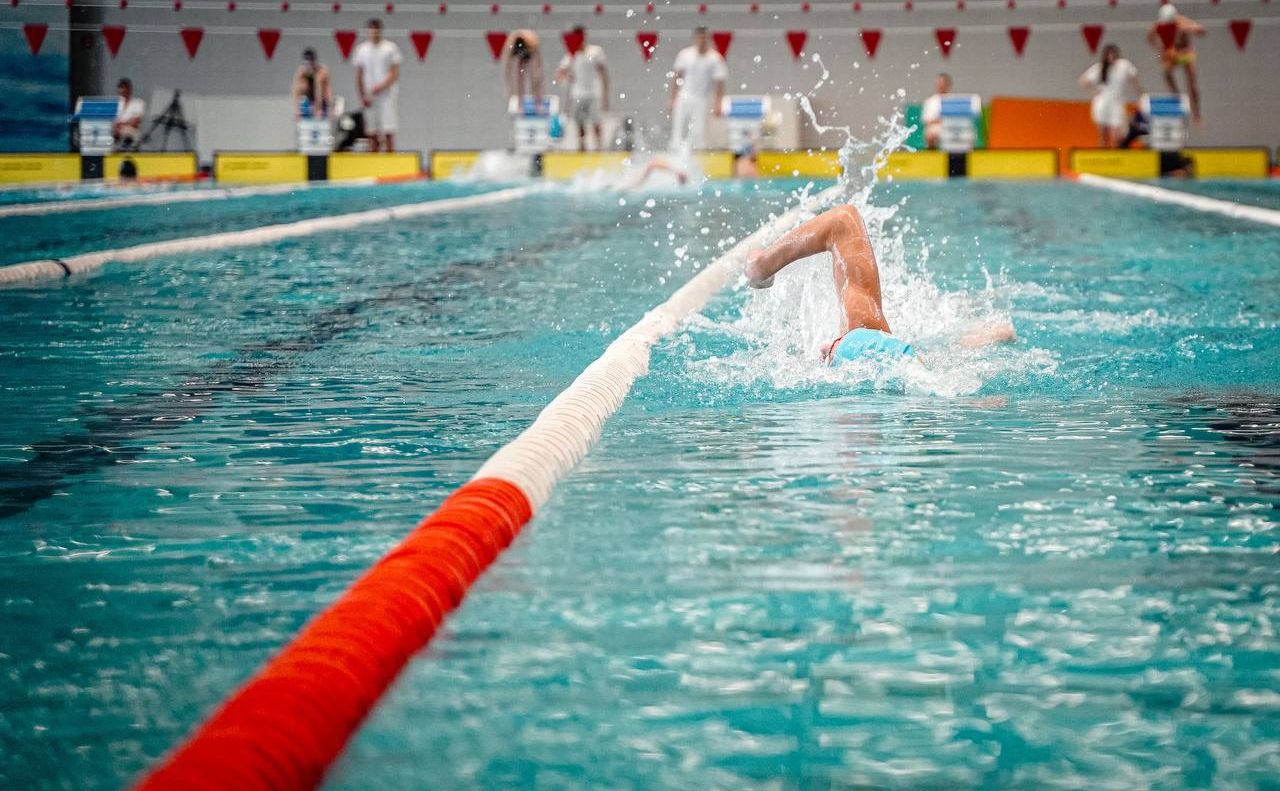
297;119;334;155
510;95;560;154
938;94;982;154
74;97;123;155
1141;94;1190;152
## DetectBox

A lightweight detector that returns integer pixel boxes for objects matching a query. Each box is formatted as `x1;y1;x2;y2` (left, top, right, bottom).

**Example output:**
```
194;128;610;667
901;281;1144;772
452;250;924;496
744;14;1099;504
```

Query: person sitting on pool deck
745;205;1017;364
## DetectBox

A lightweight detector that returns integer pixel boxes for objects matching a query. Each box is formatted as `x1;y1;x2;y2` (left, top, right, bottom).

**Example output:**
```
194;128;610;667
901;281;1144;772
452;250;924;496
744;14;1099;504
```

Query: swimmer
624;157;690;190
745;205;1016;365
503;30;545;105
1147;4;1205;122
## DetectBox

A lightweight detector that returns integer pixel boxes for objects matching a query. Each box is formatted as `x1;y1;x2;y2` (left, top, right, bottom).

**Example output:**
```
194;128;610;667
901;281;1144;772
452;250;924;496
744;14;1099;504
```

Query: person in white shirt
667;27;727;152
554;26;610;151
920;73;951;150
353;18;402;152
1079;44;1141;148
112;78;145;151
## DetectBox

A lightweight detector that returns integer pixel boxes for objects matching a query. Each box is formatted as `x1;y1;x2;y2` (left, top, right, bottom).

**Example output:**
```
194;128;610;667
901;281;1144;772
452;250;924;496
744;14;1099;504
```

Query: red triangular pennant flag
102;25;126;58
712;30;733;58
1229;18;1251;50
486;31;507;60
1081;23;1103;54
785;30;807;60
410;30;433;60
860;28;881;58
934;27;955;58
636;30;658;61
1154;21;1177;50
257;28;281;60
1008;26;1029;56
334;29;356;60
562;27;584;55
180;27;204;58
22;22;47;55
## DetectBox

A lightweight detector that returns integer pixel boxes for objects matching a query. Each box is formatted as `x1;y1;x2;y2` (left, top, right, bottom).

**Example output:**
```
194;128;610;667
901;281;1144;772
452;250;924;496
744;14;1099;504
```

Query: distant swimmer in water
744;205;1016;365
624;157;689;189
1147;4;1205;122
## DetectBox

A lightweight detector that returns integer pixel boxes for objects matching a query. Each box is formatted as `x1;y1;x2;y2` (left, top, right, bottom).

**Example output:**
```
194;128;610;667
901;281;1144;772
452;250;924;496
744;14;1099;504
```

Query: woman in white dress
1079;44;1142;148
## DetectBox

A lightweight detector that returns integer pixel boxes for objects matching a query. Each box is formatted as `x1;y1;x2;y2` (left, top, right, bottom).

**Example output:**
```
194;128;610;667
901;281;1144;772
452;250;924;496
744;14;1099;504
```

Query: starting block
1141;94;1189;152
938;94;981;154
509;95;560;154
721;95;771;154
73;97;121;155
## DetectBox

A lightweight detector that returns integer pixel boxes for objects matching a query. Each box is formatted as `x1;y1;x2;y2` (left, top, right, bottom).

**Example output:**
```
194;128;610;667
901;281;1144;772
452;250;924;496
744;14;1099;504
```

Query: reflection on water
333;392;1280;790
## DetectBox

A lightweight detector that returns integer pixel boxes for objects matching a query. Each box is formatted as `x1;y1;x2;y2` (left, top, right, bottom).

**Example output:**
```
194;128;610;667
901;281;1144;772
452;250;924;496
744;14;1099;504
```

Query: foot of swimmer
745;205;1016;364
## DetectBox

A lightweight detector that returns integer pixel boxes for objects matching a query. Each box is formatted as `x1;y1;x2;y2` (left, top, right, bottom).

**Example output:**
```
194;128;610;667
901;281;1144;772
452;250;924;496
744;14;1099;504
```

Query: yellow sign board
214;152;308;184
1183;148;1269;179
430;150;481;180
541;151;631;180
757;150;842;178
328;152;421;182
0;154;81;185
876;151;948;181
103;153;198;182
1070;150;1158;179
968;150;1057;180
697;151;734;180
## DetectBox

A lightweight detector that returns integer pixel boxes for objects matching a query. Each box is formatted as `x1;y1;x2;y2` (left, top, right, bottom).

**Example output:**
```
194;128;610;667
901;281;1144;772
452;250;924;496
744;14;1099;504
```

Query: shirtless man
745;205;1016;365
1147;4;1205;122
503;30;545;105
292;48;333;118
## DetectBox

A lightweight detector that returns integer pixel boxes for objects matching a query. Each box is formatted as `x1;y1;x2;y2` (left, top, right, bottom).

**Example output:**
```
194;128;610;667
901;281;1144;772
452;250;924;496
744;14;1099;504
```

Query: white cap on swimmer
1158;4;1177;22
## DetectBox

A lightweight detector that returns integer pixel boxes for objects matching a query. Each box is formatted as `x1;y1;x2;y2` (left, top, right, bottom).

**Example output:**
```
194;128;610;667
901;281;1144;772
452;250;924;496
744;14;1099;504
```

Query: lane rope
1076;173;1280;228
135;183;843;791
0;185;535;286
0;183;305;219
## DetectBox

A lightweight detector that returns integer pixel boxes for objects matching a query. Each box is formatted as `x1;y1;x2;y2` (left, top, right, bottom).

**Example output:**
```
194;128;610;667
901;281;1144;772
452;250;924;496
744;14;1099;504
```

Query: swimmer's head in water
1158;4;1177;22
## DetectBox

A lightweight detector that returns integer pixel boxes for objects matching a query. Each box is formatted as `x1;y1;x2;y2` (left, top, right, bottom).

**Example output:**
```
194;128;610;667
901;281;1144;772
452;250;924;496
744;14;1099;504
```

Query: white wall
77;0;1280;157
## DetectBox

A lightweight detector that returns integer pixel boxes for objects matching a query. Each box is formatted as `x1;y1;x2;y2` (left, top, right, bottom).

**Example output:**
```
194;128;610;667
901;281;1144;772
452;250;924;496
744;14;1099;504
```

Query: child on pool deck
744;205;1017;365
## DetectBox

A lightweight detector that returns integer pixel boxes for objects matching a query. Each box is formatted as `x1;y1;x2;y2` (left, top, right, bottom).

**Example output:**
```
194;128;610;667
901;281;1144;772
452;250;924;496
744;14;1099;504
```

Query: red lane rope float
136;478;531;791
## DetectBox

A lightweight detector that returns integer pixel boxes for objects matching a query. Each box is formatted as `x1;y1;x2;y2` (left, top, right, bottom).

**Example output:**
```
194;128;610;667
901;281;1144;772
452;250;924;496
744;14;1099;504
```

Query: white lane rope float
1076;174;1280;228
0;183;309;219
475;184;843;510
0;185;536;285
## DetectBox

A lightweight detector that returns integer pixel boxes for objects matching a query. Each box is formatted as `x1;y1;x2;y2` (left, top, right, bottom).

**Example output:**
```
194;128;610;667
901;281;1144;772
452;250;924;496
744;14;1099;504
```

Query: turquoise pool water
1;178;1278;790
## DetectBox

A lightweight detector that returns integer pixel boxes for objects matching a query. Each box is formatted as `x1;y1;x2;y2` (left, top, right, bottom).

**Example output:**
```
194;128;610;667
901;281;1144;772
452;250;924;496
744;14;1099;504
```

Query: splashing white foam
680;109;1054;398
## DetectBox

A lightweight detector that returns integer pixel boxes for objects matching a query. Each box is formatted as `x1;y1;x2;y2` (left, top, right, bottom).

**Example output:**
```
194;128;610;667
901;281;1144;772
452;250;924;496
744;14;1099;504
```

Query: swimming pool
1;177;1277;789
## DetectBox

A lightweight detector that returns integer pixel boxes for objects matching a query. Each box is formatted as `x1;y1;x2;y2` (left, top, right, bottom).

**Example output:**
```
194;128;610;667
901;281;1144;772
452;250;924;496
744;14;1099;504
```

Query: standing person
503;30;545;106
668;27;727;152
920;73;951;150
112;78;145;151
353;18;402;151
554;26;610;151
292;48;333;119
1147;4;1205;122
1079;45;1141;148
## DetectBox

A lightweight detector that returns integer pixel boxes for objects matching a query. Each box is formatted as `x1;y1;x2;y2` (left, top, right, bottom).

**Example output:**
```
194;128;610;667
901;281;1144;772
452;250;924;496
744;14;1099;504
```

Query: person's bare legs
384;133;395;152
1162;63;1179;94
1184;62;1201;122
746;205;889;335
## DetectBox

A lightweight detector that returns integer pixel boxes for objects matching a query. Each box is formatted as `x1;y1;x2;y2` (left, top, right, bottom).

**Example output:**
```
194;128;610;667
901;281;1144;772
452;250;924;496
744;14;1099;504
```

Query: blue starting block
73;97;122;155
938;94;981;154
720;95;771;155
508;95;560;153
1140;94;1189;151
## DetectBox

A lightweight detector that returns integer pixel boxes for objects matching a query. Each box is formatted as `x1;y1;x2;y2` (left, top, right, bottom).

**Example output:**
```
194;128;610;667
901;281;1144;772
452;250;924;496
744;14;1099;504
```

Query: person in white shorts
667;27;727;152
353;18;402;152
555;26;610;151
1078;44;1141;148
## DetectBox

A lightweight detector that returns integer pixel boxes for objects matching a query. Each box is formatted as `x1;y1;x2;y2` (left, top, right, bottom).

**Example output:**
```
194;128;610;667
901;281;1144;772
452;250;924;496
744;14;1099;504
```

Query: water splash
679;72;1053;397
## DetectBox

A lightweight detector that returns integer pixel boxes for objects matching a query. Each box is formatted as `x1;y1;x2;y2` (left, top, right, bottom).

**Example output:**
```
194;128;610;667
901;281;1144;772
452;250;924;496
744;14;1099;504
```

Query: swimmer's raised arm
745;205;873;291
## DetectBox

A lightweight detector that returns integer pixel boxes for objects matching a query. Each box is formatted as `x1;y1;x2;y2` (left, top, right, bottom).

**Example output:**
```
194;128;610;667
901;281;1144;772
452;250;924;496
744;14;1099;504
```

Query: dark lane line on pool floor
0;208;662;520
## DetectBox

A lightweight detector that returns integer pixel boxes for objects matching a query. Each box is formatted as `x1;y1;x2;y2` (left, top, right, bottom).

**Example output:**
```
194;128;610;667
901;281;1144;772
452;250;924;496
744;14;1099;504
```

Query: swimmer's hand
744;250;774;289
959;320;1017;349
